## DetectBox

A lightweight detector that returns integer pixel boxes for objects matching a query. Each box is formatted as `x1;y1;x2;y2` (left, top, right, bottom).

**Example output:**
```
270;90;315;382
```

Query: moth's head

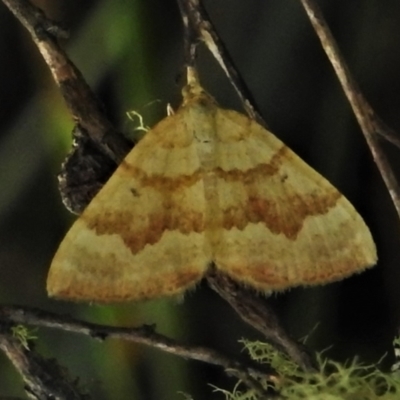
181;82;217;109
181;66;217;108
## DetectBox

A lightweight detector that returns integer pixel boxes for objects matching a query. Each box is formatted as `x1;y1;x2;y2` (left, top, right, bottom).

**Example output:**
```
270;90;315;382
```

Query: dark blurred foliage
1;0;400;399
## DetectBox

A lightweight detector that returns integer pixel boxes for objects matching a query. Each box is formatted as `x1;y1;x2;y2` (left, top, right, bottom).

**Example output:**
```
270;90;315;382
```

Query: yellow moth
47;70;377;303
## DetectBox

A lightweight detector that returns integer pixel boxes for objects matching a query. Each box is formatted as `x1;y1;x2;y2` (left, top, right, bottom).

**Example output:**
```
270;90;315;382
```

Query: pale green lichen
11;325;37;350
214;339;400;400
126;110;150;134
212;381;258;400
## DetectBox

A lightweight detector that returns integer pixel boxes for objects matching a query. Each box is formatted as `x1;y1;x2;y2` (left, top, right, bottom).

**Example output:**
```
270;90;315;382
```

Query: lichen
215;339;400;400
11;325;37;351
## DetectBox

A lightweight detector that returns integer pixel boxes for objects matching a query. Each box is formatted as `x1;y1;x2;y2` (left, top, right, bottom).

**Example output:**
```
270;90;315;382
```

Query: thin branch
0;331;89;400
176;0;266;126
207;271;317;372
2;0;133;214
0;305;273;396
176;0;198;68
298;0;400;220
1;0;131;164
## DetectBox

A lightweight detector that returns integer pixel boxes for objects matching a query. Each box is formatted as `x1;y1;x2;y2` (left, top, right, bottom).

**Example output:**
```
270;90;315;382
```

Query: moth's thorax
182;94;223;253
185;99;218;167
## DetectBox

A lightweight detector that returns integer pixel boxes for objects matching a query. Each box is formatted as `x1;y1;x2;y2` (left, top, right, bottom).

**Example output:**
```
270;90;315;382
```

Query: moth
47;71;377;303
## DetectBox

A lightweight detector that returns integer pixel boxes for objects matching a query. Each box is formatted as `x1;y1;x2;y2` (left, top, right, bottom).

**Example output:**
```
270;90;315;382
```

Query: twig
1;0;133;213
0;331;89;400
176;0;198;68
176;0;266;126
1;0;131;164
0;305;273;395
207;271;317;372
298;0;400;220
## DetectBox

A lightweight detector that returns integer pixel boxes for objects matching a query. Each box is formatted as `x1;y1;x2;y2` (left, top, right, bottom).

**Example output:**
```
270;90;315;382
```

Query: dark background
1;0;400;399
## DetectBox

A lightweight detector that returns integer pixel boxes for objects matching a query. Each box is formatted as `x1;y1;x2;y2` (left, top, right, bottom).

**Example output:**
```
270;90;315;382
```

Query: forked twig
0;305;272;396
176;0;266;126
298;0;400;219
